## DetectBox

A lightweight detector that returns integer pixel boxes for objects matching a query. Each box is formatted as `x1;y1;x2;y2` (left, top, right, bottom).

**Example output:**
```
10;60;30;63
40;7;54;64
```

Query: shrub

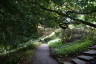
50;40;93;57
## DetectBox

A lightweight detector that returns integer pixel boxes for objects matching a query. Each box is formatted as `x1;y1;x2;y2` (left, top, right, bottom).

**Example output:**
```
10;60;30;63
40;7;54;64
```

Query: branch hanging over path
40;5;96;28
67;16;96;28
32;2;96;28
66;10;96;15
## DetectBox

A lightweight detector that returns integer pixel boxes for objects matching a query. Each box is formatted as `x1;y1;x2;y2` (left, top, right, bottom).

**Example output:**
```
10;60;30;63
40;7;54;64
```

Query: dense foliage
49;40;93;56
0;0;96;47
0;1;95;64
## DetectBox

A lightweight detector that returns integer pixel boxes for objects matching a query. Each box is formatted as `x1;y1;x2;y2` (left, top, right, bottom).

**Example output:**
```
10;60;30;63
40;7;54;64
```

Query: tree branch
39;5;67;17
67;16;96;28
42;8;96;28
32;2;96;28
66;10;96;15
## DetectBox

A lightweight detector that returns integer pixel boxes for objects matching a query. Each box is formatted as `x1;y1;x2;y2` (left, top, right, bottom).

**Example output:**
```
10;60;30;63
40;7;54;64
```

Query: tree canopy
0;0;96;46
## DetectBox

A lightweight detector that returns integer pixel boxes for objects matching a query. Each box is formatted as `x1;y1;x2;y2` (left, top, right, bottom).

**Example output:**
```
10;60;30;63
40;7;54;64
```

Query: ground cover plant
49;40;94;57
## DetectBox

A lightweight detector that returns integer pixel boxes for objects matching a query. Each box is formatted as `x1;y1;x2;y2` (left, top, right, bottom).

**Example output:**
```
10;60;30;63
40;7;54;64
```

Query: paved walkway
31;44;58;64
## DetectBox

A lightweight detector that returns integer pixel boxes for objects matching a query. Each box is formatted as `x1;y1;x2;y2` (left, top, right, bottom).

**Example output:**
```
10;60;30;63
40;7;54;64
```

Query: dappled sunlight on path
31;44;58;64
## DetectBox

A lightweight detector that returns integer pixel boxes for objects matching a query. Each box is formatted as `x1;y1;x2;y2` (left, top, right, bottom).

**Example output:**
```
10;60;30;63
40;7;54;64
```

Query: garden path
31;44;58;64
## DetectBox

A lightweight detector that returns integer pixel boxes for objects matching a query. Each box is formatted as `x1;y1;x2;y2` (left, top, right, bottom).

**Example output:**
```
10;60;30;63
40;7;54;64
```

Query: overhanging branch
67;16;96;28
32;2;96;28
39;5;67;17
41;8;96;28
66;10;96;15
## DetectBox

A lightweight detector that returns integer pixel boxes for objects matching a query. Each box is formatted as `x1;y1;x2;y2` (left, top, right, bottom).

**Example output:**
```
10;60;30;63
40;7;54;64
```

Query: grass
49;39;94;57
0;47;35;64
0;38;41;64
0;39;41;64
0;38;41;56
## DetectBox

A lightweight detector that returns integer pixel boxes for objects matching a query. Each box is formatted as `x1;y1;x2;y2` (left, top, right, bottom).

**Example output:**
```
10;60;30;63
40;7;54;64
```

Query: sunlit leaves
0;0;96;48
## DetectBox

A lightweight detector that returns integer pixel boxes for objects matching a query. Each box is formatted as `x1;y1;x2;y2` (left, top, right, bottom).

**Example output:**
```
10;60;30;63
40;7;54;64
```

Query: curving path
31;44;58;64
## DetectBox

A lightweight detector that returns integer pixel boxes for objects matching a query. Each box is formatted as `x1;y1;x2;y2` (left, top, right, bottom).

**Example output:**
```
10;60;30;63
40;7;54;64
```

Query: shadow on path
31;44;58;64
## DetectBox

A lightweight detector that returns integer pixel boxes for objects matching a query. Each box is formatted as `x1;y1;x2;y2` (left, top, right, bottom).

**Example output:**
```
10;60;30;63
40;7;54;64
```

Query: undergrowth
49;39;94;57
